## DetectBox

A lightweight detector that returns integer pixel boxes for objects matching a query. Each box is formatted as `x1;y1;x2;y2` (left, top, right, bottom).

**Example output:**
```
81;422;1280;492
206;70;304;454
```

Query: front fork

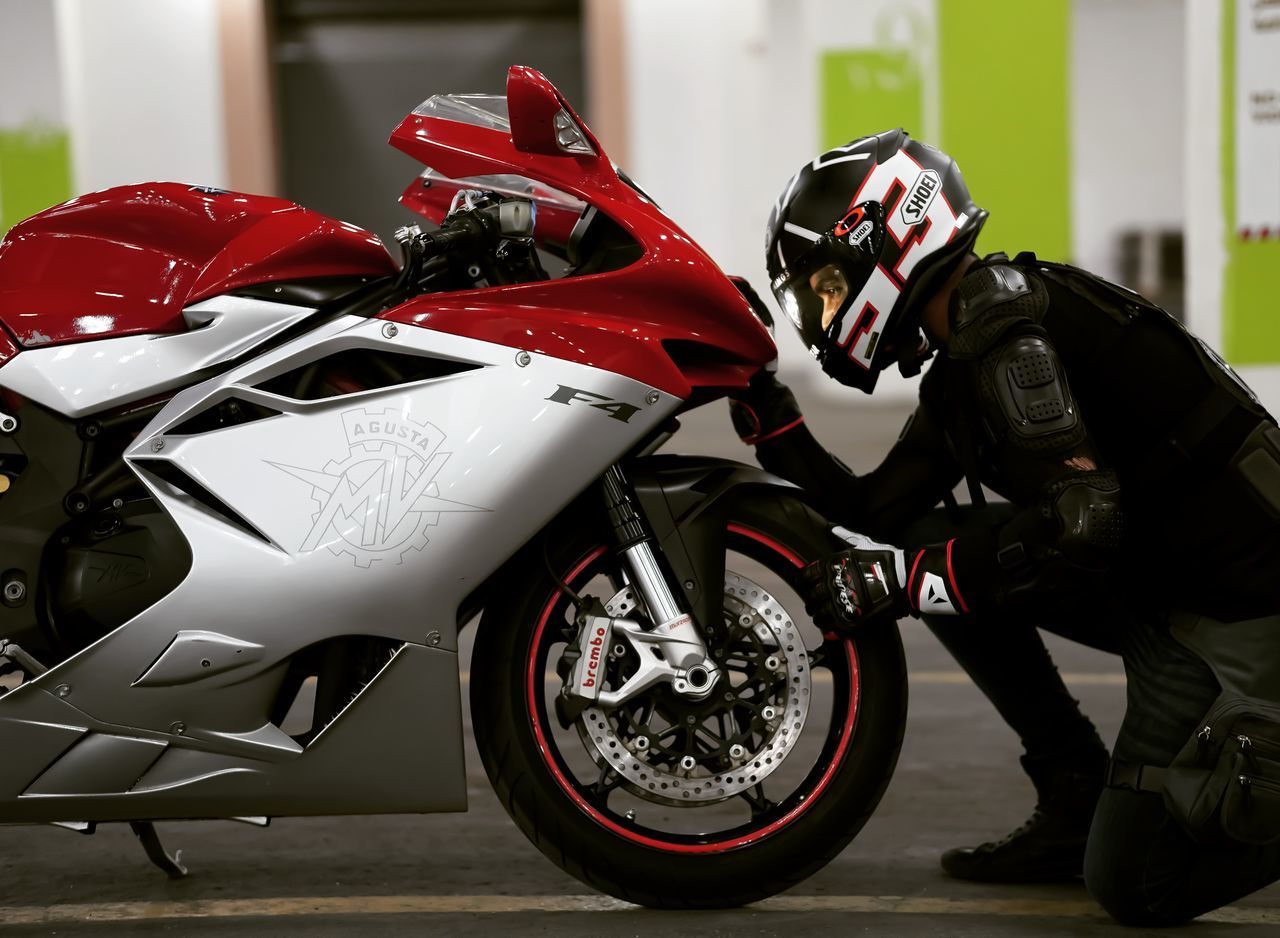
562;464;720;713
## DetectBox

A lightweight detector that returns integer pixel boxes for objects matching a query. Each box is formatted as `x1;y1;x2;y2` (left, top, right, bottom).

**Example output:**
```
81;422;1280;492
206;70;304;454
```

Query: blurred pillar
583;0;628;167
54;0;228;192
217;0;280;196
0;0;71;233
1186;0;1280;413
1185;0;1225;354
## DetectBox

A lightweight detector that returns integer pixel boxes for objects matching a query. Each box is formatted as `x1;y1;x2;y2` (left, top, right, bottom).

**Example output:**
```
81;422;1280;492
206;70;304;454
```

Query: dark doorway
273;0;584;243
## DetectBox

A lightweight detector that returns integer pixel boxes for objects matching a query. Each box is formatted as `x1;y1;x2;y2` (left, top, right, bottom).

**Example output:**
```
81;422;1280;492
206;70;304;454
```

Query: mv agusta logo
270;408;485;567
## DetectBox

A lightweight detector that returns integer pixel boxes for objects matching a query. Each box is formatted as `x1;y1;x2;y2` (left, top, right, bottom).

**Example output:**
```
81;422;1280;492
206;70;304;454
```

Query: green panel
936;0;1071;261
0;126;72;234
1221;0;1280;364
821;49;923;150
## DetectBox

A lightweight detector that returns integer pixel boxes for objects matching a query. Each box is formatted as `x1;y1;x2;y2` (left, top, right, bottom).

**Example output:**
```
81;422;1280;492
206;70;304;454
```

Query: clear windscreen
418;169;585;214
412;94;510;131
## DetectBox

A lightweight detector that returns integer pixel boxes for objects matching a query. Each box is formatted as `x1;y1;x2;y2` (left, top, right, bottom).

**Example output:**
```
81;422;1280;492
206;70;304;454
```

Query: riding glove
803;528;971;631
729;371;804;445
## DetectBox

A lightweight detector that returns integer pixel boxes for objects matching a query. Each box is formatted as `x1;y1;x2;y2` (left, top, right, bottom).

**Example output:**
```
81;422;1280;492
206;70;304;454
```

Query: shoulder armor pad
993;334;1081;445
948;265;1047;360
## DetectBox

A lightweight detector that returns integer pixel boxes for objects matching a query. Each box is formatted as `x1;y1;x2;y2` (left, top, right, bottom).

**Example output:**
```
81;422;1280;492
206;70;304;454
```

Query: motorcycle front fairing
384;67;777;401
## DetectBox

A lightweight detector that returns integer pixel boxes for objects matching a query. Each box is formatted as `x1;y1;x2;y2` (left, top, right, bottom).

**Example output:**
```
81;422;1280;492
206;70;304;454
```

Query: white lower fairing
42;314;679;741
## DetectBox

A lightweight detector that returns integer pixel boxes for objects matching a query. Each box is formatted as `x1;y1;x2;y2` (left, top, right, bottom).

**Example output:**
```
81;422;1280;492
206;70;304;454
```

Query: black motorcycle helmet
766;129;988;392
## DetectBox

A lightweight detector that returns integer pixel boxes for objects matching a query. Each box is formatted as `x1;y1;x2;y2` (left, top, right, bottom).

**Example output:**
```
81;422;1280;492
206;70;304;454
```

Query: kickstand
129;821;188;879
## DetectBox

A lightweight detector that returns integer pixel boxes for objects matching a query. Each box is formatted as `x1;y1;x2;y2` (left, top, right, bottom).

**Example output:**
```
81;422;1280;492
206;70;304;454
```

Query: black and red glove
728;371;805;445
802;528;973;632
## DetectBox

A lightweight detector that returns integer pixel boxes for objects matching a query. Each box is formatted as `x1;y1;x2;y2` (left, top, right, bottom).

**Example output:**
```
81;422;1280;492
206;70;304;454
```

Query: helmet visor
769;200;888;361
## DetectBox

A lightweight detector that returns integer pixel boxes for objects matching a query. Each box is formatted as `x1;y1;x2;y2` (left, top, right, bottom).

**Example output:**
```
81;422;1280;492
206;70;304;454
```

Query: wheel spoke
738;783;776;819
587;764;626;807
808;641;840;671
654;723;682;743
692;725;724;752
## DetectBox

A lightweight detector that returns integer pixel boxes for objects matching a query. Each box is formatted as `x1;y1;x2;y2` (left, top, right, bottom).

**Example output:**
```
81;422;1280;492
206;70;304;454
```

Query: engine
0;394;190;667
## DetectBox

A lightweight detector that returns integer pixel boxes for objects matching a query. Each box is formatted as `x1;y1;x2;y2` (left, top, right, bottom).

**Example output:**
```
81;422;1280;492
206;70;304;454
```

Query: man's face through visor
810;264;850;333
772;202;887;372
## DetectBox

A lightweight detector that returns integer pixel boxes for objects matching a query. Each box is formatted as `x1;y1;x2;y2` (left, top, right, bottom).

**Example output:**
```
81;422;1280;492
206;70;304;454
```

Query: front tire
471;492;907;908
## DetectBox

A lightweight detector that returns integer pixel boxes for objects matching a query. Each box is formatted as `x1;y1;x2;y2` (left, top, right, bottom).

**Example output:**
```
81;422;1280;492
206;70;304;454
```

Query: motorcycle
0;66;905;908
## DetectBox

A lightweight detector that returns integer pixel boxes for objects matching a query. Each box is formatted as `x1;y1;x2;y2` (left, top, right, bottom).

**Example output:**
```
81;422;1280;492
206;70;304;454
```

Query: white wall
54;0;228;193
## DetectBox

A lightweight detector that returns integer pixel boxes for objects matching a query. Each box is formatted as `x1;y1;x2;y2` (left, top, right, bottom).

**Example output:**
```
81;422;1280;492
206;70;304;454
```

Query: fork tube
600;465;682;626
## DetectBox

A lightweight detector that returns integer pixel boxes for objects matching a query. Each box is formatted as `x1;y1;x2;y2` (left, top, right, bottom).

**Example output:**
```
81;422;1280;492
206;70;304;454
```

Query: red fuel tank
0;184;397;349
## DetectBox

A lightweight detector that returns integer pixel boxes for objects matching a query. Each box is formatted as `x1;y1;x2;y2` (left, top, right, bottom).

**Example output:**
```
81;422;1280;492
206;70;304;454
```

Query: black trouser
900;506;1280;925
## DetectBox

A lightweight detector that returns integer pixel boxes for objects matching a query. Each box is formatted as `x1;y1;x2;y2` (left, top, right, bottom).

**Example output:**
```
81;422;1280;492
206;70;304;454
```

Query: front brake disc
576;571;812;807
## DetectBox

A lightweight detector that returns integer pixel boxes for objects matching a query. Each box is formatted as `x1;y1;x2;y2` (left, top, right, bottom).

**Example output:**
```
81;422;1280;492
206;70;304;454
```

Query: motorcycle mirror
507;65;596;158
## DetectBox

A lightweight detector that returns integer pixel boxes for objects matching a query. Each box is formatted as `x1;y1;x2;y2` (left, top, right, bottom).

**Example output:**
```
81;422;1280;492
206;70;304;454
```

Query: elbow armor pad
1049;473;1124;569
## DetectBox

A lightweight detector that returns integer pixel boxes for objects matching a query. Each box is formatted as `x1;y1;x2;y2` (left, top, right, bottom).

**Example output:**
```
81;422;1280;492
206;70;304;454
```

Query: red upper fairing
0;185;396;349
385;67;776;400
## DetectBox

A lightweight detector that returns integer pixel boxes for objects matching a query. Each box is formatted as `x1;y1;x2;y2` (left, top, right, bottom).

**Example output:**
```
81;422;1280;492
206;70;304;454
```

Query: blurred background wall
0;0;1275;411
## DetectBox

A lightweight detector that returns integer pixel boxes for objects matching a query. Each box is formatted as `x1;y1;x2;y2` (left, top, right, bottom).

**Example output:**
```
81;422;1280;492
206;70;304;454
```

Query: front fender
630;454;815;631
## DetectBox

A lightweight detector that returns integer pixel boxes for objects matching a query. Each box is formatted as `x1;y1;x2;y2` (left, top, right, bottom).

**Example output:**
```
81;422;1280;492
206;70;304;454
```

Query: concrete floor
3;390;1279;936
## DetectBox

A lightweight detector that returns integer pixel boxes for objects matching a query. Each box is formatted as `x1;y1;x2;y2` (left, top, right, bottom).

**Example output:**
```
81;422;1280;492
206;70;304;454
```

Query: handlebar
393;197;539;295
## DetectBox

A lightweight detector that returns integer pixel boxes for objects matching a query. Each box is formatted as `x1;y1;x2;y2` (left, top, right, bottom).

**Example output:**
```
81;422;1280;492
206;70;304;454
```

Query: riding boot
941;744;1108;883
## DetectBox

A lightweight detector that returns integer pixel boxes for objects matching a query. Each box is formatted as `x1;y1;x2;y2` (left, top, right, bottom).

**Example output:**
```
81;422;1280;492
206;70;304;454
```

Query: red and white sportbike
0;67;905;906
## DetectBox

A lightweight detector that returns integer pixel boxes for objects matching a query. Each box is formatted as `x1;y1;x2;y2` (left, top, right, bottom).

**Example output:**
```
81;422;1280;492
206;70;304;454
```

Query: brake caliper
557;598;720;727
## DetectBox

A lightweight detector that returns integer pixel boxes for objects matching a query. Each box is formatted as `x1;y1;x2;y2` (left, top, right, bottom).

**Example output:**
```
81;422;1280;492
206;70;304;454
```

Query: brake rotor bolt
762;706;777;721
679;755;697;771
634;736;649;751
765;655;781;672
729;744;746;760
515;350;531;367
381;322;399;339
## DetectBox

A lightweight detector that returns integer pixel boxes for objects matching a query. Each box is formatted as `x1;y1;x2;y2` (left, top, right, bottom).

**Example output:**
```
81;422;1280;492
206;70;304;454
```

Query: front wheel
471;492;907;908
